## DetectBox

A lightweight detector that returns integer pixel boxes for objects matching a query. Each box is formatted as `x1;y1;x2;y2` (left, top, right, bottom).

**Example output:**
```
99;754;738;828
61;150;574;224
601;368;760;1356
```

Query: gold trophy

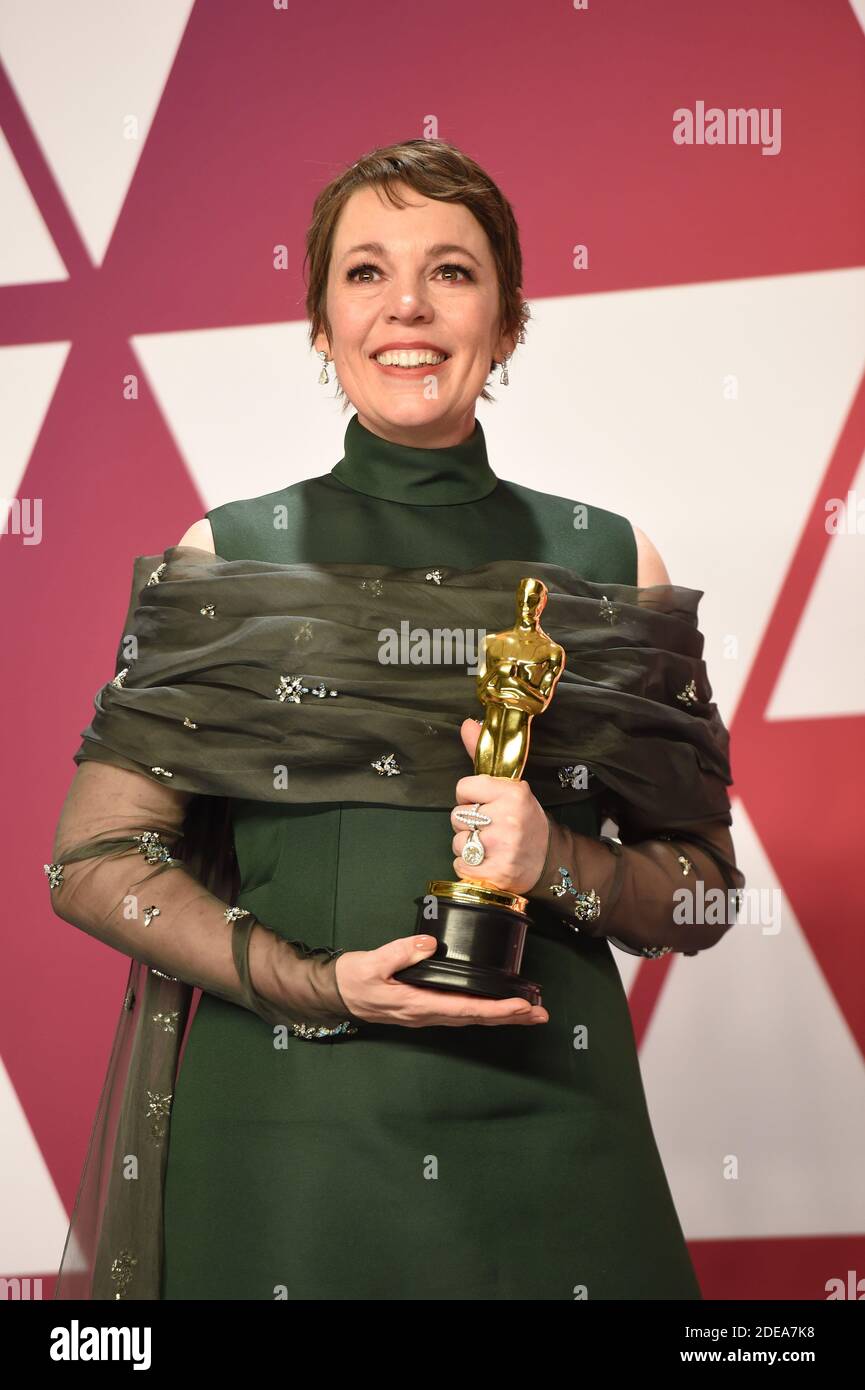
394;577;565;1005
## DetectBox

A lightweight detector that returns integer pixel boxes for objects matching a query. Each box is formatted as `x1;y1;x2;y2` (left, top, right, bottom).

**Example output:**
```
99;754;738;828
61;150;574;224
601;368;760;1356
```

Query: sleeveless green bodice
161;412;701;1301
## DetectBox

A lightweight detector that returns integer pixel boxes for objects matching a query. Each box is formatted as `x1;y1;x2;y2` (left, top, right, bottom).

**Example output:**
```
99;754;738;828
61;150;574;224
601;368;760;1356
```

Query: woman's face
314;181;519;446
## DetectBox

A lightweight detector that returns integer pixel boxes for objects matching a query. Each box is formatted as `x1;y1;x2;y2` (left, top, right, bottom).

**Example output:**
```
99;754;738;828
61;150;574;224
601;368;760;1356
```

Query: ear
493;327;518;362
493;290;525;362
313;328;332;357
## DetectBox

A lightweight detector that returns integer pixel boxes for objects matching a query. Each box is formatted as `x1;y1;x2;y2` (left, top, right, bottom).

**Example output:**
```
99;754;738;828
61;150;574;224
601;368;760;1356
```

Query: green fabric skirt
162;800;701;1300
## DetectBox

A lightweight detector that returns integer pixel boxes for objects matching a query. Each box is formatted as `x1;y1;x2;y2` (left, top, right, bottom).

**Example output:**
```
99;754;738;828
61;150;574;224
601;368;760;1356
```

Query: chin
362;395;454;428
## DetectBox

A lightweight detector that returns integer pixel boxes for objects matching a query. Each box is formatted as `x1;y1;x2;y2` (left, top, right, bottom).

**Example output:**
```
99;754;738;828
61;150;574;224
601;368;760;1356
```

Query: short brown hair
303;138;530;405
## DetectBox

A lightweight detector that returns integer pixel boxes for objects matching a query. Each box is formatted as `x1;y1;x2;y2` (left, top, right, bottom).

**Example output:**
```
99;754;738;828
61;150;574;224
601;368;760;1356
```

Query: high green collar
329;412;498;506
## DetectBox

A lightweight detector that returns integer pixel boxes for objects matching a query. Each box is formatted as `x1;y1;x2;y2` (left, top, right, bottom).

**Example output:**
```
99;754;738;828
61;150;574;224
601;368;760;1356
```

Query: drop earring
499;353;511;386
317;350;330;385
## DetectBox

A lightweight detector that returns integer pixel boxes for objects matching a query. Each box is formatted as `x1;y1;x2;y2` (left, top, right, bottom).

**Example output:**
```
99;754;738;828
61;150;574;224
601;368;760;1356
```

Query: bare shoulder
177;518;216;553
631;523;672;586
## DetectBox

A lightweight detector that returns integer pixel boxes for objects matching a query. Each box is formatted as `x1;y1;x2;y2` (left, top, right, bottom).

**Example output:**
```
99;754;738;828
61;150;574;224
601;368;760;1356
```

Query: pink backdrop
2;0;864;1300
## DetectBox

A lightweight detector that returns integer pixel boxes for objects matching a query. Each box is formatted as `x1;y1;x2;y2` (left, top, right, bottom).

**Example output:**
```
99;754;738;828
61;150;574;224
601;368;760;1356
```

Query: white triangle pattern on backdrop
0;0;195;266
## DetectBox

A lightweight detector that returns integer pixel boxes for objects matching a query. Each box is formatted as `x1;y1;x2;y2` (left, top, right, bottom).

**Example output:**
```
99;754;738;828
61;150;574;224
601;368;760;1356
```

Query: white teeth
374;350;448;367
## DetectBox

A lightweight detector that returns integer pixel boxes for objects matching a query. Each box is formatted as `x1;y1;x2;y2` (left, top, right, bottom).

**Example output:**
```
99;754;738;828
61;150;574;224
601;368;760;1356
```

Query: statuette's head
517;577;547;622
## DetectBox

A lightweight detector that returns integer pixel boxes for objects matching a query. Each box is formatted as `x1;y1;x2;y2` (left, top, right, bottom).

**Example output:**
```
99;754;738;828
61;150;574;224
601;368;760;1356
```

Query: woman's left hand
450;719;551;894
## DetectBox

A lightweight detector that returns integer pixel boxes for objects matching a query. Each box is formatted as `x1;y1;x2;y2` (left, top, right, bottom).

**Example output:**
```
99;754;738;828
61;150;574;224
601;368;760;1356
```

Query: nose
383;270;434;322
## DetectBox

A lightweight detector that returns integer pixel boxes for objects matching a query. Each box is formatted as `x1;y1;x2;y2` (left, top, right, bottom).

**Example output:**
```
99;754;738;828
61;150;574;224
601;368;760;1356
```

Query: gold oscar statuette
394;577;565;1005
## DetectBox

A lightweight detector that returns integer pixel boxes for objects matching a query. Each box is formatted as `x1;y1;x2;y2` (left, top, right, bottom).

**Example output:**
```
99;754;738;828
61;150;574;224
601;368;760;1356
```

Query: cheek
330;296;374;343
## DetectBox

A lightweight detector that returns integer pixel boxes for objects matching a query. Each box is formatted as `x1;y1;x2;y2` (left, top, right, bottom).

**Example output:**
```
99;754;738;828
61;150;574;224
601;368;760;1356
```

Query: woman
49;138;745;1301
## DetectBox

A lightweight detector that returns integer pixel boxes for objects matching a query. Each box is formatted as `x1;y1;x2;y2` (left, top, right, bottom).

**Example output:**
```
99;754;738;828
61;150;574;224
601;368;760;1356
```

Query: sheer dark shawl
54;545;737;1298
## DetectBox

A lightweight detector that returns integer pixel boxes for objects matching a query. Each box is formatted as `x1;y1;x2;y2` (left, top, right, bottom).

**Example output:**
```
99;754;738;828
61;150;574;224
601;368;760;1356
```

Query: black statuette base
393;896;542;1006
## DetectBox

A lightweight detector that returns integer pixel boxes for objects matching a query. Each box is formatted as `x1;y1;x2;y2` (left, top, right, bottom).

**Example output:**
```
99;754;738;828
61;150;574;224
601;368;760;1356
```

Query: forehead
332;182;487;256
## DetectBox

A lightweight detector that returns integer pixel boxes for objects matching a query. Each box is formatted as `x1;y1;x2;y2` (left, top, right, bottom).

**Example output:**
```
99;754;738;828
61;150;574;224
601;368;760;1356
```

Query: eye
436;262;474;282
346;261;380;283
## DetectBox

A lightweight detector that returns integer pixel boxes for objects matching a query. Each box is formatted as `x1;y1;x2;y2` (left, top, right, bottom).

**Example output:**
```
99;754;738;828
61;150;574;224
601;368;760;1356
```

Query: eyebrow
340;241;482;266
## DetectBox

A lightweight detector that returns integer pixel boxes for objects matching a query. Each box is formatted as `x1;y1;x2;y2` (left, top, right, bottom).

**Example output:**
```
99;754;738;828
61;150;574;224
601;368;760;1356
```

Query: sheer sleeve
46;760;361;1034
525;796;745;958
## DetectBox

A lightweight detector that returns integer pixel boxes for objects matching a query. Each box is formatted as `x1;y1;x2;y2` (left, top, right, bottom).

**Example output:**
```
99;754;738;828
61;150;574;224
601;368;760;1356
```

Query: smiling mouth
372;349;451;369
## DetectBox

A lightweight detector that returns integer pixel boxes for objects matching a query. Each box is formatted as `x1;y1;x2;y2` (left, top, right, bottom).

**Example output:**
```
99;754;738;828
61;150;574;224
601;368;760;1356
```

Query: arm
47;521;359;1035
49;761;550;1031
177;517;216;553
47;759;359;1030
632;523;671;585
525;805;744;957
525;528;744;957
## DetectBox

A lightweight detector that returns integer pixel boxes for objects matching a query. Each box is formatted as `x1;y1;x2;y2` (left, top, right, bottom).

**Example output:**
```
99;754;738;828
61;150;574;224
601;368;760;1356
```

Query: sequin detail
372;752;401;776
557;764;593;790
200;603;216;619
572;888;601;922
224;905;250;922
152;1010;180;1033
110;667;129;688
150;766;173;778
145;1089;172;1141
142;905;161;927
657;834;695;876
183;715;198;728
146;562;166;586
549;866;601;923
133;831;179;865
275;674;339;703
110;1249;137;1299
425;569;444;584
43;862;64;890
359;577;384;596
150;966;177;981
290;1020;359;1041
123;985;135;1011
598;595;620;624
676;679;698;706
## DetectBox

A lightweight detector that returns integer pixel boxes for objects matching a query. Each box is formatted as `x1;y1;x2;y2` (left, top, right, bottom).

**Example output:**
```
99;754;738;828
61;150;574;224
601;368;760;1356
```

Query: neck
328;410;498;506
355;408;479;451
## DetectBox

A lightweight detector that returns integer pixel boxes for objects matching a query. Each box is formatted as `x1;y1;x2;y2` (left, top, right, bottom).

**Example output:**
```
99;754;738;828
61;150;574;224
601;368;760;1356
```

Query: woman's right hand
334;935;549;1028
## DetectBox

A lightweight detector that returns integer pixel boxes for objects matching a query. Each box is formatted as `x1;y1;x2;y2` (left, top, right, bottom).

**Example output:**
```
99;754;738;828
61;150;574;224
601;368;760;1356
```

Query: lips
370;342;451;357
370;345;452;376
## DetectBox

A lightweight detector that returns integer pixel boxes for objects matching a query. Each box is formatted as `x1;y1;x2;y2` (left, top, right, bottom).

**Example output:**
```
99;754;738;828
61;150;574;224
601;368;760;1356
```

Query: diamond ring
454;802;491;866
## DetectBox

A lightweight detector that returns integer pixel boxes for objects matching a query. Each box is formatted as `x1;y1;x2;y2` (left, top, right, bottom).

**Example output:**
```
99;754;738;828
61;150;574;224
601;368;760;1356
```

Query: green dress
160;412;702;1301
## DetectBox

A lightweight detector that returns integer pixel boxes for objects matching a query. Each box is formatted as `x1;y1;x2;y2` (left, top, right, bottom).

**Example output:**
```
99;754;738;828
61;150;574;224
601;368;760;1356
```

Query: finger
388;984;548;1028
477;1005;549;1027
386;979;523;1017
459;718;482;760
449;802;492;832
454;774;508;804
452;857;504;887
374;934;441;976
442;1003;549;1028
419;990;537;1023
451;829;499;858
